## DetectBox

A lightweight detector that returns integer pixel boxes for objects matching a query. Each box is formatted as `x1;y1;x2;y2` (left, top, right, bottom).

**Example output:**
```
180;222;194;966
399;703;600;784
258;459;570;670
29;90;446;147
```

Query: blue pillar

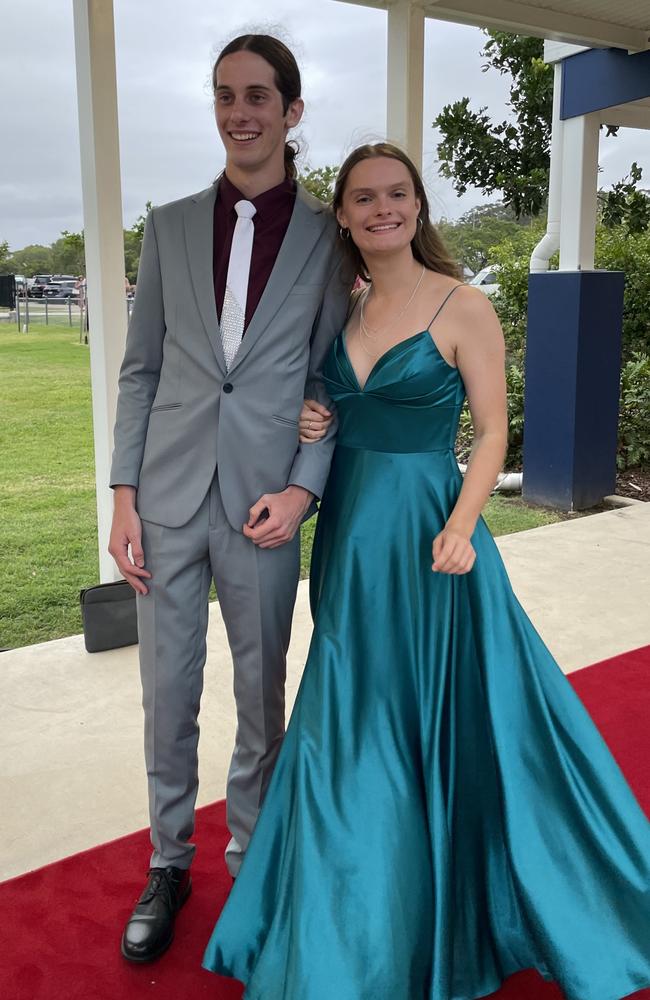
523;271;624;510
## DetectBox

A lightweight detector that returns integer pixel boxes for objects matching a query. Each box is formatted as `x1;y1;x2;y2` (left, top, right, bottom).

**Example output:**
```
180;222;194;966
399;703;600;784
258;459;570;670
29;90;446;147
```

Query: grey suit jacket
110;180;351;530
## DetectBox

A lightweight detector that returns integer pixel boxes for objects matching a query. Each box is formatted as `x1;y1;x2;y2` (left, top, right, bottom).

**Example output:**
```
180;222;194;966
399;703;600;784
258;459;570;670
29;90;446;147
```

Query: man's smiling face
214;50;303;178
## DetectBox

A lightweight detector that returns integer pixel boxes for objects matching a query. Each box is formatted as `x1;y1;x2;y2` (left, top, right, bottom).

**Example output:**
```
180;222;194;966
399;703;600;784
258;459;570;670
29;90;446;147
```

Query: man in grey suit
109;34;349;962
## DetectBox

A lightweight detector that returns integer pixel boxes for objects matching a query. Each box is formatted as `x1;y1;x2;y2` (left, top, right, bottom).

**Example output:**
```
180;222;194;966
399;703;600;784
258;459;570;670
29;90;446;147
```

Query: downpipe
530;62;564;273
457;463;523;494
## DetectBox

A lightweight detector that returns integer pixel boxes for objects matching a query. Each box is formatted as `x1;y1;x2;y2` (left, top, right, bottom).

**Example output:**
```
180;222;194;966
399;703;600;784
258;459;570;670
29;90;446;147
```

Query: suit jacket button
223;382;233;394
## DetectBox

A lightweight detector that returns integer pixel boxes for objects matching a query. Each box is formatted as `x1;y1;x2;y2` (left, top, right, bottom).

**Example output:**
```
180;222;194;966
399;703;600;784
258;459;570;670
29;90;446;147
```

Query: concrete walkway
2;503;649;883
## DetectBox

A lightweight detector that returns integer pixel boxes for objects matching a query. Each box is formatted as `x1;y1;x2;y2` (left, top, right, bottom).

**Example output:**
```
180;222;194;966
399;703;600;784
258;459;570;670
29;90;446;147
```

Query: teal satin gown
204;327;650;1000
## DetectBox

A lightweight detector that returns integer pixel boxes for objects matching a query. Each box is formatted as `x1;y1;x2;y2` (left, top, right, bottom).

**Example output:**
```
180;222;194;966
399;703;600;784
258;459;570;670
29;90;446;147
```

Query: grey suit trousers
137;474;300;877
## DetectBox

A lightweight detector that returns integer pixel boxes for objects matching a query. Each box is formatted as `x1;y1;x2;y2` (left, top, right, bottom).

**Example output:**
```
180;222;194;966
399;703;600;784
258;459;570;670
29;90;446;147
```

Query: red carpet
2;645;650;1000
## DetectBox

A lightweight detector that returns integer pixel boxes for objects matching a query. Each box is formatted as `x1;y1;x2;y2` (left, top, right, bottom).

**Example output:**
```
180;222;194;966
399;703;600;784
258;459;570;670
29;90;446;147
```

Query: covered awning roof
337;0;650;51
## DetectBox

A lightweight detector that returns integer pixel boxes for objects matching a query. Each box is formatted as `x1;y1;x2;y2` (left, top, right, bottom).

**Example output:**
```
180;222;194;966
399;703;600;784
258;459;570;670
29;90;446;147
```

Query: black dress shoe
121;866;191;963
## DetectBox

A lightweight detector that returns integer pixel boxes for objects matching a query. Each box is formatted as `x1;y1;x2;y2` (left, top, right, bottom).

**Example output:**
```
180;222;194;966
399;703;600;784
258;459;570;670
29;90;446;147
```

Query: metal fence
8;292;134;337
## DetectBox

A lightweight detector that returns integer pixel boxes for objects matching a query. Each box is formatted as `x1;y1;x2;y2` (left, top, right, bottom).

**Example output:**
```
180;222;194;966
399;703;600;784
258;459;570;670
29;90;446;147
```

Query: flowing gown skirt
204;333;650;1000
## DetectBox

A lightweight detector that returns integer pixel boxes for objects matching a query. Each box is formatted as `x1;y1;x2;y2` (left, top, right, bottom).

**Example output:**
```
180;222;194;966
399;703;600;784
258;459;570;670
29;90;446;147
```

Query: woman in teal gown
203;143;650;1000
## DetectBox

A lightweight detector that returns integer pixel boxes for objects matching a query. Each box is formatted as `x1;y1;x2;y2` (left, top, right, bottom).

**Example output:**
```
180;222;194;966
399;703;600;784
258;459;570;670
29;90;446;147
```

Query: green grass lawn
1;324;563;649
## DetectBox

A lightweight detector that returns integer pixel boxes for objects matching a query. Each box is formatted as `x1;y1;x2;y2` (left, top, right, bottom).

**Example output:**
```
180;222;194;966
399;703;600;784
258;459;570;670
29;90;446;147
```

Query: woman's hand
432;527;476;575
299;399;333;443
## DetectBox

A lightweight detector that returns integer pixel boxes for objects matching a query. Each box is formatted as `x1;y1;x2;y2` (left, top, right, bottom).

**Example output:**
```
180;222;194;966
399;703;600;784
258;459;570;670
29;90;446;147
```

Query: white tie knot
235;200;256;221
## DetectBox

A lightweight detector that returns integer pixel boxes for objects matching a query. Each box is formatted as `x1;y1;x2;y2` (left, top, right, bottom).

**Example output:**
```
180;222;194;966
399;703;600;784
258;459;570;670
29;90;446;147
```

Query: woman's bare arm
432;287;508;574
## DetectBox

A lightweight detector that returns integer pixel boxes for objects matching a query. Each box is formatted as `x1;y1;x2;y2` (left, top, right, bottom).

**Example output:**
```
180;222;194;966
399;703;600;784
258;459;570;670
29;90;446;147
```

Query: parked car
43;279;79;302
29;274;53;298
470;265;500;297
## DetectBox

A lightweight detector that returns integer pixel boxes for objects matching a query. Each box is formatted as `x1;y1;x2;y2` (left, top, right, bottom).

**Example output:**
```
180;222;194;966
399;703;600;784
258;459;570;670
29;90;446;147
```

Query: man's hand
243;485;313;549
108;485;152;594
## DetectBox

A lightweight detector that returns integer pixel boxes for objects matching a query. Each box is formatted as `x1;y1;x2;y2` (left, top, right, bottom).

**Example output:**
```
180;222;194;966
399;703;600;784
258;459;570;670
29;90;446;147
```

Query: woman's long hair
212;35;301;180
332;143;462;282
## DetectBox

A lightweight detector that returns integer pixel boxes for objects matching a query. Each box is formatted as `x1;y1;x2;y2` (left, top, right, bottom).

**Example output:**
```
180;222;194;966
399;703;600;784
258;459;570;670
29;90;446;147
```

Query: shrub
505;363;526;468
488;223;547;361
487;224;650;364
456;364;526;470
618;353;650;470
452;222;650;475
595;227;650;363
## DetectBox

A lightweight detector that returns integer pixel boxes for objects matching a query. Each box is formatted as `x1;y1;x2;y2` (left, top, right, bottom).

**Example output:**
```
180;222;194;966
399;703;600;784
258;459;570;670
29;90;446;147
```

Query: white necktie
220;199;257;371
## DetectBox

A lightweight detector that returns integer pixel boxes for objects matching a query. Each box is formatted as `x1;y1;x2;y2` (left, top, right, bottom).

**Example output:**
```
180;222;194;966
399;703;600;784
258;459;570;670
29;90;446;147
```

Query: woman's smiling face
336;156;422;259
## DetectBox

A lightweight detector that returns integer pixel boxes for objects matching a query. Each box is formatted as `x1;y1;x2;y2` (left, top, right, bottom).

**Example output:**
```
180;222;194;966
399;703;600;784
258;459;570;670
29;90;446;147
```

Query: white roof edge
544;40;591;64
334;1;650;52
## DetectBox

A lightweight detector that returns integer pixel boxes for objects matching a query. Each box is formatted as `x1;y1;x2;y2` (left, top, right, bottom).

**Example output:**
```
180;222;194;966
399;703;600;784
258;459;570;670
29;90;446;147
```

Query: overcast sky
1;0;648;251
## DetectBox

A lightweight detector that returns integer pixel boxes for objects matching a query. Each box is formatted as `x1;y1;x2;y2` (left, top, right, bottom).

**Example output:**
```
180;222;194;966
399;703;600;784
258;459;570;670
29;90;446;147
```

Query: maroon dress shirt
213;173;296;332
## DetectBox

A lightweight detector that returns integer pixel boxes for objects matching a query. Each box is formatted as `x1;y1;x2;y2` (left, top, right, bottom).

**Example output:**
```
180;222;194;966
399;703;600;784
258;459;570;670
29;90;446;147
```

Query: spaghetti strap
345;285;366;323
427;283;463;330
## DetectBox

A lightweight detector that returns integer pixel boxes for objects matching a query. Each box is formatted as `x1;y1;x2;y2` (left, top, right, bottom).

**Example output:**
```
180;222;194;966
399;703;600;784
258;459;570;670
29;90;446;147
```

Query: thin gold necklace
359;264;426;345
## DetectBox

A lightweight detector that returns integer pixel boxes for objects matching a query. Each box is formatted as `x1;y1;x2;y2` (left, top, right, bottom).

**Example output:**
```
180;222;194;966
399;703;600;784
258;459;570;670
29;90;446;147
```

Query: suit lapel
227;185;328;375
184;183;226;373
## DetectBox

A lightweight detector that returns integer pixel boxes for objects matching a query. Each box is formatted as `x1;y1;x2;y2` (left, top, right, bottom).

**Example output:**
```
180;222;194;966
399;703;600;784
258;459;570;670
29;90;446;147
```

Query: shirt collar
219;172;295;222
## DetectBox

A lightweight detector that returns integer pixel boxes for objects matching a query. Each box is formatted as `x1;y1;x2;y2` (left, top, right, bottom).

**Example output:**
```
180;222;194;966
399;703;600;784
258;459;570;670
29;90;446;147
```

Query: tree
2;244;54;276
0;202;156;284
600;163;650;235
438;202;533;274
434;30;650;235
123;231;141;285
51;230;85;275
129;201;152;242
299;166;338;203
434;32;554;219
124;202;152;283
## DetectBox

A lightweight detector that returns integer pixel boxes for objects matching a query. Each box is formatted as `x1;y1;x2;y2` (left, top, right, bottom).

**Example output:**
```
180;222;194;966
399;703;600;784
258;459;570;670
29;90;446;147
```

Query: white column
386;0;425;170
559;112;600;271
73;0;126;582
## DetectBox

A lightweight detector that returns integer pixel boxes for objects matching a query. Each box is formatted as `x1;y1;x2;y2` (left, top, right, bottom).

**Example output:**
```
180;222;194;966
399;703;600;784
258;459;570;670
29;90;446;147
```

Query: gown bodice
323;331;466;454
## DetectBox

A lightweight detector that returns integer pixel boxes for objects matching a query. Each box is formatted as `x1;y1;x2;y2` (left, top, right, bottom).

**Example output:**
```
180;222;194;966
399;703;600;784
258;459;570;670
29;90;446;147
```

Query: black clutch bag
79;579;138;653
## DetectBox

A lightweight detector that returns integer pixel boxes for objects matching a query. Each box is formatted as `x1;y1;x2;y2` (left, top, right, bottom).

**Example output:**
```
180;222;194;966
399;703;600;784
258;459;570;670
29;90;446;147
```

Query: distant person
76;275;88;330
204;143;650;1000
108;34;350;963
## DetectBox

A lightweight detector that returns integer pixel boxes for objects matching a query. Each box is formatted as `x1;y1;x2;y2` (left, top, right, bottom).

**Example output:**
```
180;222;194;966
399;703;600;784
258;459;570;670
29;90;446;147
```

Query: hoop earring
339;226;350;241
417;217;423;228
